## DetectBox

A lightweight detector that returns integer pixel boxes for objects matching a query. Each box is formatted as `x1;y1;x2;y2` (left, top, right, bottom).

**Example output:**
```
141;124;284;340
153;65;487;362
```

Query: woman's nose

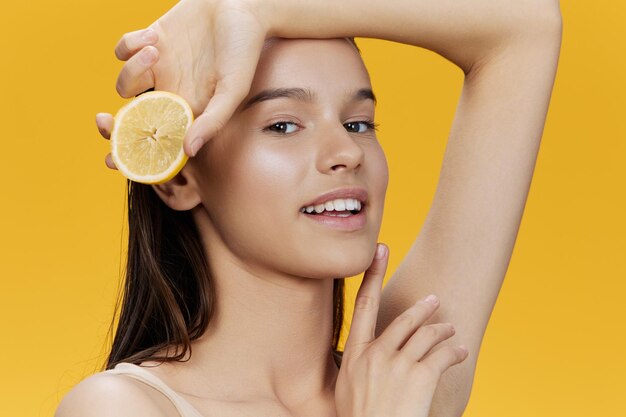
315;122;365;174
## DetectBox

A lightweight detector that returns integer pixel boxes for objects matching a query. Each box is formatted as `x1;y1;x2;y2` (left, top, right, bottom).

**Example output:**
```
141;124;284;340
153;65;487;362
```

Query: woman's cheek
224;143;308;254
240;143;306;206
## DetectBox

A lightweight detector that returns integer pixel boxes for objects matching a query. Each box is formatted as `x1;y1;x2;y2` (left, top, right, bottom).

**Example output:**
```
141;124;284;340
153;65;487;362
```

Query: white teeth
333;199;346;211
302;198;363;214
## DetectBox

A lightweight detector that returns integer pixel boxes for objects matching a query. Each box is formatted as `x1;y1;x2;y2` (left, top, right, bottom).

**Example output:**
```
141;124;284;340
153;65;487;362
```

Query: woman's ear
151;166;202;211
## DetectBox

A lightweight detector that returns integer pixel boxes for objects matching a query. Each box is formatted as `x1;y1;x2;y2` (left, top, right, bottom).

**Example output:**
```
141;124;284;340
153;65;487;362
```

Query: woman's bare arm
262;0;563;415
375;33;562;416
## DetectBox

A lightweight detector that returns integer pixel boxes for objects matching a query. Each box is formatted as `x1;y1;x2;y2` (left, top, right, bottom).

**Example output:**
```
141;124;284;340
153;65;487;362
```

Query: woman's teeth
300;198;362;215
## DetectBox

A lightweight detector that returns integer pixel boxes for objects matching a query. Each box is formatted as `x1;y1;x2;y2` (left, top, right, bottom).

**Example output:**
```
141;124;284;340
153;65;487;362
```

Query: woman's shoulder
55;368;179;417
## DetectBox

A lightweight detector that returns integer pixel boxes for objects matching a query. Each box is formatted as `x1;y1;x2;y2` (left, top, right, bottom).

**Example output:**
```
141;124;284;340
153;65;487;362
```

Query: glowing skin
146;38;388;416
189;38;387;280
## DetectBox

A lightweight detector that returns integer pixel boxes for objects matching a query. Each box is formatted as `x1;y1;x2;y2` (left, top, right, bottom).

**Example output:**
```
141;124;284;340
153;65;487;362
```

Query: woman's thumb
183;80;248;157
183;94;232;157
343;243;389;354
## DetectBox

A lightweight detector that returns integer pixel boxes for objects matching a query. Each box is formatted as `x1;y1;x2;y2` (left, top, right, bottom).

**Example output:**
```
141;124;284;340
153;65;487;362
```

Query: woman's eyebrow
352;88;377;106
241;88;314;111
241;87;376;111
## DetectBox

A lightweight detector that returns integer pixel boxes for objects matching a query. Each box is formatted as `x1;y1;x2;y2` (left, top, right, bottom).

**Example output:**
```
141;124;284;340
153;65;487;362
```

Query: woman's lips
300;205;367;231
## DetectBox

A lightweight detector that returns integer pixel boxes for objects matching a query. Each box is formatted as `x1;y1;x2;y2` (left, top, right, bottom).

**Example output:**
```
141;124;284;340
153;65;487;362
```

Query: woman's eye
344;121;378;133
264;121;299;134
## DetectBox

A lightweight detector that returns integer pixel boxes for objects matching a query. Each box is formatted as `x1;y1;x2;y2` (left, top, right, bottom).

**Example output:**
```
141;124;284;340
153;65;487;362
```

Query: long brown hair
104;180;345;370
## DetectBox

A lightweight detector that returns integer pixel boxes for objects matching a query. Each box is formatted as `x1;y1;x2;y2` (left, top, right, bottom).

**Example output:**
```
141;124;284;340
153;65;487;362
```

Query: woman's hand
112;0;267;157
335;243;468;417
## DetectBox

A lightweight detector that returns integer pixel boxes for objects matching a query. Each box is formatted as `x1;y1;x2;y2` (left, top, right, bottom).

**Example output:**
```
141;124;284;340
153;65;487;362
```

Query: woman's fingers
105;154;118;170
114;28;159;61
375;295;467;369
183;29;264;156
401;322;456;359
95;113;118;170
96;113;113;139
342;243;389;356
184;72;255;156
185;89;242;156
418;344;469;375
375;295;441;354
115;46;158;98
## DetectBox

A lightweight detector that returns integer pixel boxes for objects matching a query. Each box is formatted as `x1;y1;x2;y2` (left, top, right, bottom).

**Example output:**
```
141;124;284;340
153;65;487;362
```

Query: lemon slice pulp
111;91;193;184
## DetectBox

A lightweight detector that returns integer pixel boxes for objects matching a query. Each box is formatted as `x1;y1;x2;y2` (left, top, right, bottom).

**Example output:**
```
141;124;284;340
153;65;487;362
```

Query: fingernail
140;47;157;65
375;244;387;259
423;294;438;304
142;29;158;43
190;137;202;156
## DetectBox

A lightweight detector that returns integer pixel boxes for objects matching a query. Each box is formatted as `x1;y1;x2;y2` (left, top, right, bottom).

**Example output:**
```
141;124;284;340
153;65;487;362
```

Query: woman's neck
164;228;340;408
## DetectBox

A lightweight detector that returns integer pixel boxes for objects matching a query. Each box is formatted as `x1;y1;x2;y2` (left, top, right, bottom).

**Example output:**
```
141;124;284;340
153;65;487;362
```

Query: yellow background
1;1;624;416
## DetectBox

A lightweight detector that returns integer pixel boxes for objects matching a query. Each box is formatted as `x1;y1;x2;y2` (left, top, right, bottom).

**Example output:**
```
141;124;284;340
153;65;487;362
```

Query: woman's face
187;38;388;279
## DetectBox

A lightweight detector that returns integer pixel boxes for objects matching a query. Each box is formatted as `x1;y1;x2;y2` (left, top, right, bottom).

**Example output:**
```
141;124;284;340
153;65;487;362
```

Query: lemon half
111;91;193;184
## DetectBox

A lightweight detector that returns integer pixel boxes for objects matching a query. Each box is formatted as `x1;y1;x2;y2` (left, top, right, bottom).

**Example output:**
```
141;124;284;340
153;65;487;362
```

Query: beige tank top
106;362;205;417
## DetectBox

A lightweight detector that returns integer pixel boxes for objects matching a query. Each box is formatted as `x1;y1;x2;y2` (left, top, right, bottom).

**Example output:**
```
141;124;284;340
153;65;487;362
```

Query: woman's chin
296;244;378;279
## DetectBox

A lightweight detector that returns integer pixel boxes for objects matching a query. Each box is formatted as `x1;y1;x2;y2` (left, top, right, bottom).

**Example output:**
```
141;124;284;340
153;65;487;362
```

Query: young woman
57;1;562;416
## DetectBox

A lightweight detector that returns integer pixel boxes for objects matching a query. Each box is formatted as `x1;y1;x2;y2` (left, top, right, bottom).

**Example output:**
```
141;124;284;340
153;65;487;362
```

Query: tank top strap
106;362;205;417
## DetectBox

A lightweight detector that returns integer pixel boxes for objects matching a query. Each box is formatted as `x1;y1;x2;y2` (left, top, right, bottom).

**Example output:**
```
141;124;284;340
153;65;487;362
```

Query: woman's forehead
251;38;371;94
